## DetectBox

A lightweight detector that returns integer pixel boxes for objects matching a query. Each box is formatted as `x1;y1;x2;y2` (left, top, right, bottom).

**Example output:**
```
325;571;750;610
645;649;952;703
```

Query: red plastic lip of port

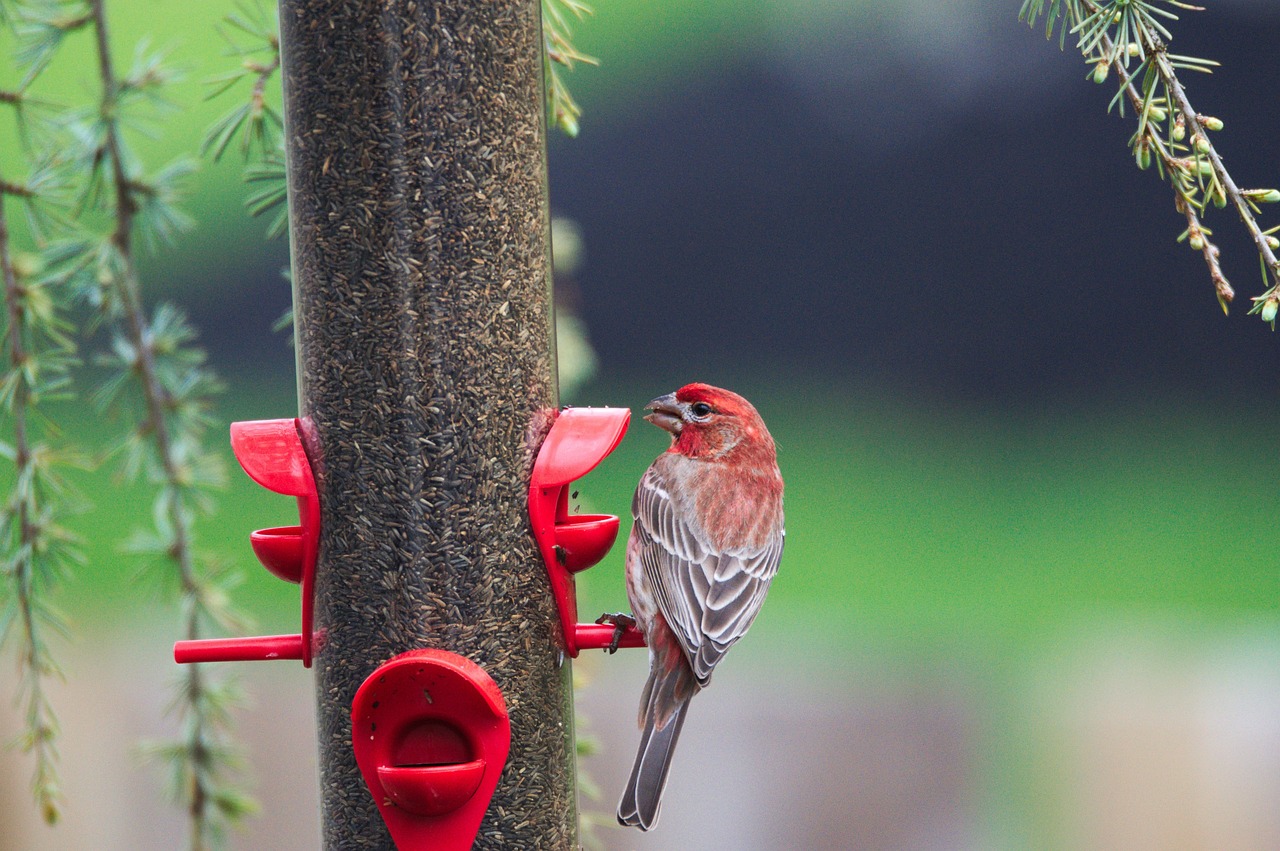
376;760;486;818
554;513;621;574
531;407;629;489
173;633;305;664
249;526;305;584
230;419;316;498
352;649;511;851
528;407;631;656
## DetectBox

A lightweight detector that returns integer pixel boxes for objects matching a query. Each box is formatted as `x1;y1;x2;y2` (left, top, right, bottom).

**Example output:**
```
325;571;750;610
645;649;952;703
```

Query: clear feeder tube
277;0;576;846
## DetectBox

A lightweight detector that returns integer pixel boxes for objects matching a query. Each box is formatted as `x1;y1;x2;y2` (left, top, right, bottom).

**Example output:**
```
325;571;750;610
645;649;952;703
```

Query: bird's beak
643;392;684;435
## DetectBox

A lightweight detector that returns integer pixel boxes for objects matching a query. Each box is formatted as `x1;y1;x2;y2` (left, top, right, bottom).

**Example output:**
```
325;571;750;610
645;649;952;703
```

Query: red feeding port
173;418;321;667
528;407;644;656
352;649;511;849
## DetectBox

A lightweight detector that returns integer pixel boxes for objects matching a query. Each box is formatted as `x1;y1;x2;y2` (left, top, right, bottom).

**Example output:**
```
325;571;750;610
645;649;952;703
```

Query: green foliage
0;242;85;823
202;1;284;248
543;0;597;137
241;154;286;239
198;0;600;352
1020;0;1280;323
202;1;280;164
137;673;259;846
1;0;88;826
1;0;250;845
202;0;596;247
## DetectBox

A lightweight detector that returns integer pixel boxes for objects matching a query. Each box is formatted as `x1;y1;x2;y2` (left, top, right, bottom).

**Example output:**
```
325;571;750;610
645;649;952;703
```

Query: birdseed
279;0;575;846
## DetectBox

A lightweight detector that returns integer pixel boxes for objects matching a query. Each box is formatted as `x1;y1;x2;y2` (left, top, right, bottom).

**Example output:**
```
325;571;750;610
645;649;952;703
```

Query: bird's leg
594;612;637;654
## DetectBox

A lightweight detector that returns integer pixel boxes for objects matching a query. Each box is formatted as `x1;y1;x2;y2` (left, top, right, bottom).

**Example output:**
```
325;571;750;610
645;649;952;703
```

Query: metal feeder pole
278;0;576;846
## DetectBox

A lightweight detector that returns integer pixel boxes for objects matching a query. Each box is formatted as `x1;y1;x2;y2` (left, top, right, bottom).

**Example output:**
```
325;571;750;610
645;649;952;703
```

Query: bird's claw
594;612;636;654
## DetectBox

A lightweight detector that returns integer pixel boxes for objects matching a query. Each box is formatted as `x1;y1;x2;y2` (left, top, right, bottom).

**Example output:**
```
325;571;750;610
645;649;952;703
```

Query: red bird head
643;383;777;463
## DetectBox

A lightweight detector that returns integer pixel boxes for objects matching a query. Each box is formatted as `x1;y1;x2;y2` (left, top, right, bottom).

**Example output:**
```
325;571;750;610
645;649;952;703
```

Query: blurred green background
3;1;1279;849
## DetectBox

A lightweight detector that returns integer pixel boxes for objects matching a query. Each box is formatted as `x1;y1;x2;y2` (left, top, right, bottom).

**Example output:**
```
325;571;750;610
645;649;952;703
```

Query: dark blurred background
171;0;1280;402
2;1;1279;849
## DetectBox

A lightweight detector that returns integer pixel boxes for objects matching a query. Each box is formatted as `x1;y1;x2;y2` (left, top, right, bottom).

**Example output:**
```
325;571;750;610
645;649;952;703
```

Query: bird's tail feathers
636;656;697;729
617;699;690;831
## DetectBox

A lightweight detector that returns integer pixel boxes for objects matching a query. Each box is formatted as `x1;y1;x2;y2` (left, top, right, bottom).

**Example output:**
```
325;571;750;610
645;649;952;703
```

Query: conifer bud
1262;298;1278;324
1245;189;1280;204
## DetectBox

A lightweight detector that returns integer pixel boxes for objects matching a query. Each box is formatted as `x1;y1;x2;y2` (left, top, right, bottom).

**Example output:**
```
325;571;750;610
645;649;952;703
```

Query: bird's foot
594;612;637;654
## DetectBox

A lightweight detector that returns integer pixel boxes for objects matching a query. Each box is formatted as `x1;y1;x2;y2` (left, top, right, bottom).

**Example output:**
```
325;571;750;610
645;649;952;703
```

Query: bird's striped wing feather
633;466;784;685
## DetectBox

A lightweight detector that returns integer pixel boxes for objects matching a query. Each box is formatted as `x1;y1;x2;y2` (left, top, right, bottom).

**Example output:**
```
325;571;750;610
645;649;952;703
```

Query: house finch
614;383;785;831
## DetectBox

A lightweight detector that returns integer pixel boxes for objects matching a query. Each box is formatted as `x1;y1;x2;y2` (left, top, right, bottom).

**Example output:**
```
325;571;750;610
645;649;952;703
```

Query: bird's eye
690;402;713;418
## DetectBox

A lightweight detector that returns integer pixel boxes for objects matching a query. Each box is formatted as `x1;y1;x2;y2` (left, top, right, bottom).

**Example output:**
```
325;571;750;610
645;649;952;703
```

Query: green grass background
52;370;1279;640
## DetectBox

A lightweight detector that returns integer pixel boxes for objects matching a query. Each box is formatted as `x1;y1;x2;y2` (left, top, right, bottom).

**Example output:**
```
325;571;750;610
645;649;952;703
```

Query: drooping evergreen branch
1095;23;1236;309
1151;44;1280;321
1021;0;1280;321
0;1;83;826
0;167;77;828
84;1;251;847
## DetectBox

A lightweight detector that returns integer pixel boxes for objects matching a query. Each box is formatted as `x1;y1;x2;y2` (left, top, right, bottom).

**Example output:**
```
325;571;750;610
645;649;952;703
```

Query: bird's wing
632;465;784;685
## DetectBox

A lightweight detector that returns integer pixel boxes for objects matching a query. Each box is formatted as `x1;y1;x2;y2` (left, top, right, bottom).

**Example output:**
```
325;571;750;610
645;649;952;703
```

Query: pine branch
0;172;64;827
3;0;250;839
542;0;597;137
202;1;281;163
0;3;83;827
1096;24;1236;310
86;1;249;846
1021;0;1280;322
203;2;286;240
1151;46;1280;320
